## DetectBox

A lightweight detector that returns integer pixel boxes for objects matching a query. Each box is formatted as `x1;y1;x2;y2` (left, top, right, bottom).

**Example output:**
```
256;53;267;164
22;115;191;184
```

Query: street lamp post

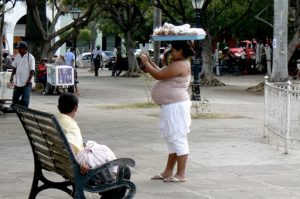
70;7;81;65
191;0;205;101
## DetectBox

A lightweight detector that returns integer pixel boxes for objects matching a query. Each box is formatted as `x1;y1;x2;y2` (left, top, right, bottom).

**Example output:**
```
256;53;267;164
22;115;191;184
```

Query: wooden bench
13;104;136;199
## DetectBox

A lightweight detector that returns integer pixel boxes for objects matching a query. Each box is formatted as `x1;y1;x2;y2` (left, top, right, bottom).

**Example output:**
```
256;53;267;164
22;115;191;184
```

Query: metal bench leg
28;167;42;199
73;185;86;199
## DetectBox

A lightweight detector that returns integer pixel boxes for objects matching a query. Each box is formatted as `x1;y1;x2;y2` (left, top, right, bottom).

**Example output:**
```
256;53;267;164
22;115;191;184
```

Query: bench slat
20;112;55;127
32;141;74;173
24;121;59;138
56;168;74;181
36;150;74;180
34;145;51;157
27;127;65;148
36;150;54;165
33;142;70;162
32;140;70;161
27;125;62;141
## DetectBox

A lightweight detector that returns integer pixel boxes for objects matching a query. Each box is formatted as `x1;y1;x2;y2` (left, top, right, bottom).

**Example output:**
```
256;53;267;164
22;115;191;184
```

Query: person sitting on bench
56;93;131;199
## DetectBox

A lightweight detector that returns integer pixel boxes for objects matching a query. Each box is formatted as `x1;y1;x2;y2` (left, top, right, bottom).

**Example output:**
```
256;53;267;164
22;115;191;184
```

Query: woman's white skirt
160;100;192;141
160;100;191;155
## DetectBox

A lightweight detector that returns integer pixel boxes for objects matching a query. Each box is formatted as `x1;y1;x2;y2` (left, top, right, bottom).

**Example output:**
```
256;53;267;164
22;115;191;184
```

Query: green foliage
155;0;194;25
96;17;122;36
95;0;153;43
79;28;91;42
155;0;273;41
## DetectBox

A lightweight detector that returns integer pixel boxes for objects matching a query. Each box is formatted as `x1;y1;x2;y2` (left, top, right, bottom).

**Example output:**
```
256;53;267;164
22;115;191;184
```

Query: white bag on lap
76;140;117;174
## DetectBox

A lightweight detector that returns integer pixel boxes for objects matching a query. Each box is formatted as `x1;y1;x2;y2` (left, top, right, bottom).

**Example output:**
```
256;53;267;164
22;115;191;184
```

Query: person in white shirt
92;45;102;76
10;41;35;107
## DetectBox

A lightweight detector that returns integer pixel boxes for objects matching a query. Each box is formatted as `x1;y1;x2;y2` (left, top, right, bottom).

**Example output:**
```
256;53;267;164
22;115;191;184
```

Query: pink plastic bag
76;140;117;173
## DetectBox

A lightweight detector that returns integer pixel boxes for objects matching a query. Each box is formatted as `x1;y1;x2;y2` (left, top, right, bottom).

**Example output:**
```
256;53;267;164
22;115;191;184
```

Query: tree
154;0;257;86
25;0;102;60
271;0;288;82
255;1;299;82
97;0;152;77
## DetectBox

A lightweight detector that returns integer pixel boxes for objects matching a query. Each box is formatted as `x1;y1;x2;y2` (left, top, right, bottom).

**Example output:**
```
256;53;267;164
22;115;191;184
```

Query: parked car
78;52;109;68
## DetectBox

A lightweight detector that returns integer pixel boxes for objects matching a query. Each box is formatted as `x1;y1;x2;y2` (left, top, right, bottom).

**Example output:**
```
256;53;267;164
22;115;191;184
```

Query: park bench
13;104;136;199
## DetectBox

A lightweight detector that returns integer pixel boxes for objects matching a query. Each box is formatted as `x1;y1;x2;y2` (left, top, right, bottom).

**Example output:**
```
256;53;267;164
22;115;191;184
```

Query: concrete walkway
1;68;300;199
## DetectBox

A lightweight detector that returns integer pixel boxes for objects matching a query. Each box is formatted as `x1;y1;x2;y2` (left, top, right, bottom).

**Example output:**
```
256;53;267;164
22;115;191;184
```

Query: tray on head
152;34;206;41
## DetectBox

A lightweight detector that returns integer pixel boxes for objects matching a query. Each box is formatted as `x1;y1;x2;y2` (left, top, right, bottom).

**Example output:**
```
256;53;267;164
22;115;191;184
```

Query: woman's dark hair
171;40;195;58
58;93;78;114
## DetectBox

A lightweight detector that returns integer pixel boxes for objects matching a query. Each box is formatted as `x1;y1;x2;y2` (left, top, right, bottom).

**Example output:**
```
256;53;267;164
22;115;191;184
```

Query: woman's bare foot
151;172;172;180
163;175;187;183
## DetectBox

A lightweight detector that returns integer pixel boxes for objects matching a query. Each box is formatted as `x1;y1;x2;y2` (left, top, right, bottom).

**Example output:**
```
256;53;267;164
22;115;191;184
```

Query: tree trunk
0;13;4;71
26;0;47;61
124;31;140;77
25;0;100;61
201;34;225;86
288;26;300;61
270;0;288;82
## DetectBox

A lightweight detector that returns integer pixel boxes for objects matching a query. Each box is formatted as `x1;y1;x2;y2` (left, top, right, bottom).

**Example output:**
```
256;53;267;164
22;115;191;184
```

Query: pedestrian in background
2;52;13;71
65;48;79;95
140;40;194;183
65;47;76;67
112;46;121;77
92;45;102;76
10;41;35;107
112;44;127;77
37;58;48;93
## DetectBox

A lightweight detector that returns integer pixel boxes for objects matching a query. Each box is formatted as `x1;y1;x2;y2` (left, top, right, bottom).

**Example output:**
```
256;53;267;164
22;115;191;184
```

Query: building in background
2;1;124;57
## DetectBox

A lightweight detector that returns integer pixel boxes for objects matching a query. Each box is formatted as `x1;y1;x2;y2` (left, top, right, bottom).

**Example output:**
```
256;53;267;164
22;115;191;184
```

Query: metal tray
152;34;206;41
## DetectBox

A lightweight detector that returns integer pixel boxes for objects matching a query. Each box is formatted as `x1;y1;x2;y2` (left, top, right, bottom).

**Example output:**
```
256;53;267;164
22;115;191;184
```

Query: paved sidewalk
1;69;300;199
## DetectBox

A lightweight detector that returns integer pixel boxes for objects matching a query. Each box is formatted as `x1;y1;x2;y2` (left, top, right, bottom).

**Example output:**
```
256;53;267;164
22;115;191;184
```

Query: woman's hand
139;53;149;65
140;53;152;72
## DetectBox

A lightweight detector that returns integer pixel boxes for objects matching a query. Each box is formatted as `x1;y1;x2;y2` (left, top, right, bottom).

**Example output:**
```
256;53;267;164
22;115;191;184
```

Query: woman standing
140;40;194;182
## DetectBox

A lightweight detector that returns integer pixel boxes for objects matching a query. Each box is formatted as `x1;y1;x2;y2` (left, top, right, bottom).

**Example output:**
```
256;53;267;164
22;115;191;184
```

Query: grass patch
192;112;243;120
97;102;242;120
98;102;157;110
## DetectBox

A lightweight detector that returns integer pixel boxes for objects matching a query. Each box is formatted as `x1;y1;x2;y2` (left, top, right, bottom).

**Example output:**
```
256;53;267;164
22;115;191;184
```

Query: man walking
65;47;76;67
65;48;79;95
10;41;35;107
92;45;102;76
116;43;127;76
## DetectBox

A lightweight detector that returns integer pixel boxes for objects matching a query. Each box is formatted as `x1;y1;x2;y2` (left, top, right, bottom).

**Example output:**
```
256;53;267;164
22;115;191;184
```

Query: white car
78;52;109;68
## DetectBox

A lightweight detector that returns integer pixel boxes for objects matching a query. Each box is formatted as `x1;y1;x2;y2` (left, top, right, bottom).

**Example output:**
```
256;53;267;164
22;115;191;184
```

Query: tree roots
245;82;264;94
200;77;226;86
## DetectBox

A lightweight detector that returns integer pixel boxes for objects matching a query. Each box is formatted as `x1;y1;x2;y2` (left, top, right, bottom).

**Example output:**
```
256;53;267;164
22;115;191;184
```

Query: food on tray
153;22;206;36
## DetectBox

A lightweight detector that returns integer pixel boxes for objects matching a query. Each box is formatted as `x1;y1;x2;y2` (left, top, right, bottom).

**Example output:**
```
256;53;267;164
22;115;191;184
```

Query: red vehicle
227;40;256;74
229;40;256;60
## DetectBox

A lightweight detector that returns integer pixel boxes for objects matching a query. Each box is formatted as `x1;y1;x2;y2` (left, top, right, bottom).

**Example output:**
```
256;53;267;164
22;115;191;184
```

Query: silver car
78;52;109;68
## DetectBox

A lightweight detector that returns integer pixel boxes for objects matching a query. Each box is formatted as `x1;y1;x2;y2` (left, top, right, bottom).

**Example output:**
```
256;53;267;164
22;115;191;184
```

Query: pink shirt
151;60;191;105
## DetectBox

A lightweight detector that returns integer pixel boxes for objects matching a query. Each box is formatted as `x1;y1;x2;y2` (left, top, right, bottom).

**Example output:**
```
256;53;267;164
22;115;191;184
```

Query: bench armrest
82;158;136;196
85;158;135;178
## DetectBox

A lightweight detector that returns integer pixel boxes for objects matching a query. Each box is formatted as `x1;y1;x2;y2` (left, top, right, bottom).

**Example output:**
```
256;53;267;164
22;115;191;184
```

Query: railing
264;76;300;153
